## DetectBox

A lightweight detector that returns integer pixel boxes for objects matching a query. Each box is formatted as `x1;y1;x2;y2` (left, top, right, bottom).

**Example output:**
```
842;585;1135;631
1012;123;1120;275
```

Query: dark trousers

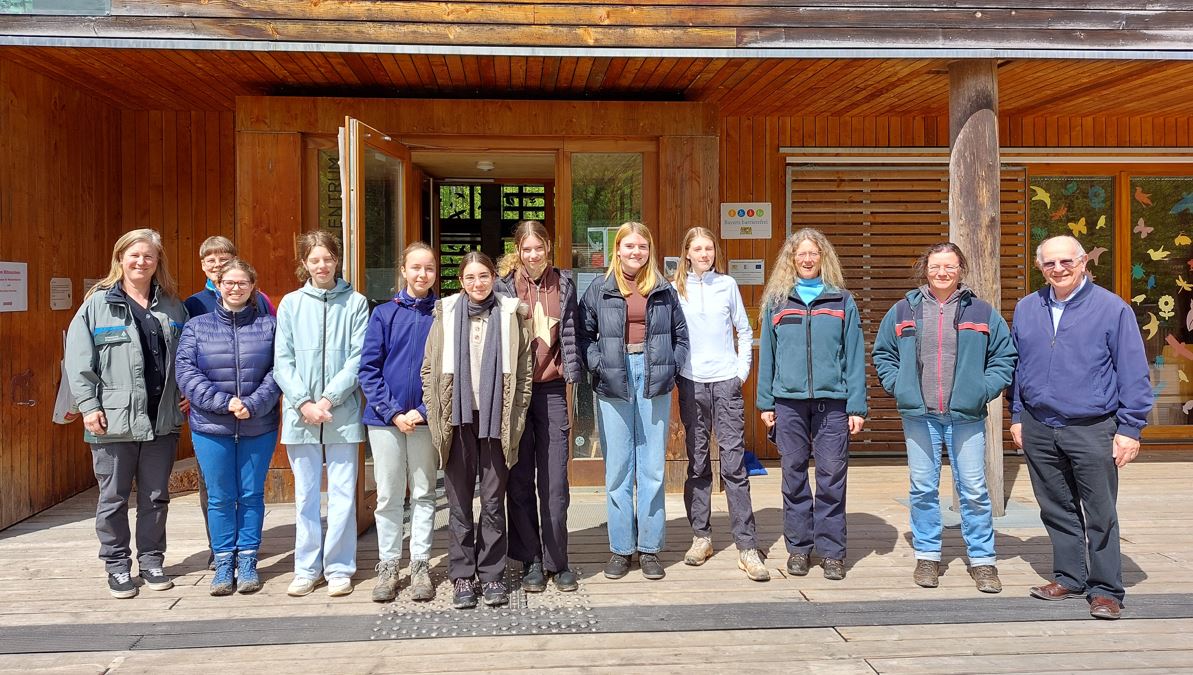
1021;410;1124;602
444;419;510;583
774;398;849;561
194;440;213;557
507;380;571;573
91;434;179;574
678;376;758;550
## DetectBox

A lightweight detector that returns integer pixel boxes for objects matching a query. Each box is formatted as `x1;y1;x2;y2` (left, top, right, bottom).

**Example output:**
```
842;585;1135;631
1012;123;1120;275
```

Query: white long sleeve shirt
674;271;752;383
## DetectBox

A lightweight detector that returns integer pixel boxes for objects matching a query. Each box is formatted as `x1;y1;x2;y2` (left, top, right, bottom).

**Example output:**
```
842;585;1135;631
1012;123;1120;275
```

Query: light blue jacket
274;279;369;445
674;271;752;383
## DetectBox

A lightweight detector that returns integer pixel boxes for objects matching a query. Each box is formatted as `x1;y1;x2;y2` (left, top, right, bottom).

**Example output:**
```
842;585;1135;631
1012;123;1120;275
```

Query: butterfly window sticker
1027;176;1116;293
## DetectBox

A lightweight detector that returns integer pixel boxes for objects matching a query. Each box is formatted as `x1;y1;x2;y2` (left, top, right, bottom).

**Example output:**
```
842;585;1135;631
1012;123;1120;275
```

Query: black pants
774;398;849;561
507;380;571;572
91;434;179;574
678;376;758;550
444;419;510;583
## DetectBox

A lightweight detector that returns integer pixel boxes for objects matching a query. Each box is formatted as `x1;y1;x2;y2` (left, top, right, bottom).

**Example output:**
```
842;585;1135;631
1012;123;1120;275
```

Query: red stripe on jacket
895;320;916;337
810;308;845;319
772;308;807;326
958;322;990;334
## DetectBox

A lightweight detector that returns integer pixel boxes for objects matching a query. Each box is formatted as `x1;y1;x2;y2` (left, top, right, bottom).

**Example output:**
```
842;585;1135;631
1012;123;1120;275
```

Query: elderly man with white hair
1009;235;1153;620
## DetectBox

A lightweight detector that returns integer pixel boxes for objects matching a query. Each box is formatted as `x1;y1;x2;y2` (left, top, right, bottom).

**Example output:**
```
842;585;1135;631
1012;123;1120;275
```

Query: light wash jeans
901;414;996;566
367;425;437;563
596;353;671;556
287;443;359;580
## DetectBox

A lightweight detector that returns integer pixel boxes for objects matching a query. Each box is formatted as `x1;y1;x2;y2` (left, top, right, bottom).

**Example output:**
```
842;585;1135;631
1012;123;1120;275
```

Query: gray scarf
451;292;503;440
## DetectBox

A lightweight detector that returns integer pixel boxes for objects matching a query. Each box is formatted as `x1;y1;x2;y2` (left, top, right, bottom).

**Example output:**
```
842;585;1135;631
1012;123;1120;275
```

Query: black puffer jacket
496;267;582;384
578;273;689;401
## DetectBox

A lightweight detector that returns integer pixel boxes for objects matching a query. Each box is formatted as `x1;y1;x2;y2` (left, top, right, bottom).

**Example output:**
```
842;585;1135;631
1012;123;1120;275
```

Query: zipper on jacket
232;311;242;442
937;302;945;412
804;298;815;395
320;293;328;444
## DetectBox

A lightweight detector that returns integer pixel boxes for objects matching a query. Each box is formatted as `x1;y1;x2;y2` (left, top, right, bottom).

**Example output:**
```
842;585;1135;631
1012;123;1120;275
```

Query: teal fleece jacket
871;287;1016;421
756;287;868;417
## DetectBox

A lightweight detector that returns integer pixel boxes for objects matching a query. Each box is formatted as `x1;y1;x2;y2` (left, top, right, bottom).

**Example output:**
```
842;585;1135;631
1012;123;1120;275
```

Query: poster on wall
0;262;28;313
49;278;72;310
728;259;766;286
721;202;772;240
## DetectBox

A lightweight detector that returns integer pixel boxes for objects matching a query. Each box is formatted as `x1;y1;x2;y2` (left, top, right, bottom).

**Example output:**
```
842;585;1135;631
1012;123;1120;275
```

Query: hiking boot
639;553;666;580
786;553;810;577
210;554;236;596
482;580;510;606
452;578;478;609
738;549;771;582
823;558;846;581
287;575;321;597
604;553;631;579
236;552;262;594
552;568;579;592
139;567;174;591
372;558;400;603
521;562;547;593
206;552;216;572
913;559;940;588
683;536;713;566
969;565;1003;594
409;560;435;601
108;571;137;599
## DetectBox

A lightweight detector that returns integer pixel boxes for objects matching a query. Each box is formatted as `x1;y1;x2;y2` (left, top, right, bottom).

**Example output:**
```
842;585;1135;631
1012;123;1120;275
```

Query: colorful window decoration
1027;176;1116;293
1129;176;1193;426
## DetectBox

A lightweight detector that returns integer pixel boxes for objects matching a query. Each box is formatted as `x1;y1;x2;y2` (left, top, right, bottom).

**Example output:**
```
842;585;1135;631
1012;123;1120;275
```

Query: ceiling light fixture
475;160;495;172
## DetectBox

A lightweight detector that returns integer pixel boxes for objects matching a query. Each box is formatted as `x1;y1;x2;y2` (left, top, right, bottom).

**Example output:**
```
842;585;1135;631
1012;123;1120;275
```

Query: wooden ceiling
4;46;1193;119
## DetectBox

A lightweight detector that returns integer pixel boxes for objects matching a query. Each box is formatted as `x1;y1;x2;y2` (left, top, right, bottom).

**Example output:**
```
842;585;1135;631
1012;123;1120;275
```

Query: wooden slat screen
787;165;1027;454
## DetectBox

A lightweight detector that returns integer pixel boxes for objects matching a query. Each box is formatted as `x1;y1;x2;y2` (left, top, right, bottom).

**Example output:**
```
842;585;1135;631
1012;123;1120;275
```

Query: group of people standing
65;219;1150;620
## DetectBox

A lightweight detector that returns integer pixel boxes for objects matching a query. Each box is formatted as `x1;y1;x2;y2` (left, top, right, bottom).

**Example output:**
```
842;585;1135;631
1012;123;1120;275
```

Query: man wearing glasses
1009;235;1152;620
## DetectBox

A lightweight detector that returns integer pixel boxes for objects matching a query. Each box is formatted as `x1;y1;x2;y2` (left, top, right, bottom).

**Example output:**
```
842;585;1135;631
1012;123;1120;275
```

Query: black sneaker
639;553;666;580
451;578;478;609
822;558;847;581
786;553;810;576
139;567;174;591
552;568;579;592
603;553;631;579
521;562;547;593
482;580;509;606
108;571;137;599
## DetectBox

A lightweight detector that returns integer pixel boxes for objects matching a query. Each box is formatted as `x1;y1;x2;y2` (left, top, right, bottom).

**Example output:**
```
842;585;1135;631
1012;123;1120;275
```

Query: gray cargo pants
91;434;178;574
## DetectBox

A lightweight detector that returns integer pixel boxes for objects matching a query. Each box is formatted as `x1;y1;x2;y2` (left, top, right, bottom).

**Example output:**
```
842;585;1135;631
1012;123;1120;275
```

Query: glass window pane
1027;176;1116;292
569;153;643;460
361;149;403;304
1129;176;1193;426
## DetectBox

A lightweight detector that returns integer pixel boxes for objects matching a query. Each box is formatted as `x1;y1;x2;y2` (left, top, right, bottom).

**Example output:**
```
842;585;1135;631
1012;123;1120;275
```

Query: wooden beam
948;58;1006;517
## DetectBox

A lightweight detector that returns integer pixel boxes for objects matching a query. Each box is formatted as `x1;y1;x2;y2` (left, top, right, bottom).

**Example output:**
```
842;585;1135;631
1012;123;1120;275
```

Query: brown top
623;272;647;345
514;266;564;383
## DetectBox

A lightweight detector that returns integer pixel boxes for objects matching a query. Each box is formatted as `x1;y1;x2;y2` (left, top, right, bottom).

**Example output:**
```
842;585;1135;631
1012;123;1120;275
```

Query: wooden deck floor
2;456;1192;673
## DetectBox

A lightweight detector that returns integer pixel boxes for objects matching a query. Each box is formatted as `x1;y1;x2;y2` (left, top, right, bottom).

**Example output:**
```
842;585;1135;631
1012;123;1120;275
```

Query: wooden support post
948;59;1006;517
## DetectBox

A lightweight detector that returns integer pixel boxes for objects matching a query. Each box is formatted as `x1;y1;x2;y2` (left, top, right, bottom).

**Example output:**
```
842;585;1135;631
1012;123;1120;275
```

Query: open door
338;116;415;533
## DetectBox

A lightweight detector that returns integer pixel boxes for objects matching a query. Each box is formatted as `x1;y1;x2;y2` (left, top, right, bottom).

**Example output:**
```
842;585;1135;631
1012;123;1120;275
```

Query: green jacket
65;285;188;443
274;279;370;445
756;287;868;416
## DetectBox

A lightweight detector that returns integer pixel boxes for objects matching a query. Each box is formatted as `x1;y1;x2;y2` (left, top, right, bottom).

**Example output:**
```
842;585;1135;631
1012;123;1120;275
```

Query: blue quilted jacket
175;303;281;437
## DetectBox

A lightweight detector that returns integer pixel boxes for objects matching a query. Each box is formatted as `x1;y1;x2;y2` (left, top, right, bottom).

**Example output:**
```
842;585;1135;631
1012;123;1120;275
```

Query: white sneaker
287;576;320;597
327;577;353;597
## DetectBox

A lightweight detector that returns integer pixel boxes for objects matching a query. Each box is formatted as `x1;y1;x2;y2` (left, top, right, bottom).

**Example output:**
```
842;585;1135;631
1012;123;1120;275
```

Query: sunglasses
1038;257;1084;271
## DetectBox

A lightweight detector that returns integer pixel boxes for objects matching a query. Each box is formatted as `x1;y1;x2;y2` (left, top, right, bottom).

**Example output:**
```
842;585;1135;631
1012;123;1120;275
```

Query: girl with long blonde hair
577;222;688;582
755;227;867;582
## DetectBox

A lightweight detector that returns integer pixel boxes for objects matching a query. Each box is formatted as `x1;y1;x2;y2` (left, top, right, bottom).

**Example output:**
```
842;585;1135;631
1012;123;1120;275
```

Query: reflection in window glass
1129;176;1193;426
361;150;402;304
1027;176;1115;292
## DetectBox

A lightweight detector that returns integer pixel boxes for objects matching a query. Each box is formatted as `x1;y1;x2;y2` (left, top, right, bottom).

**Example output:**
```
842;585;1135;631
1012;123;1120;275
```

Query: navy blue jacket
578;273;689;401
359;292;436;427
1009;281;1153;439
174;303;281;437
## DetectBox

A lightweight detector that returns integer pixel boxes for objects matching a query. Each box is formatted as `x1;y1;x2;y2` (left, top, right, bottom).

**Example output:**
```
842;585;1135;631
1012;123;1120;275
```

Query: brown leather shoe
1030;581;1084;601
1090;596;1123;620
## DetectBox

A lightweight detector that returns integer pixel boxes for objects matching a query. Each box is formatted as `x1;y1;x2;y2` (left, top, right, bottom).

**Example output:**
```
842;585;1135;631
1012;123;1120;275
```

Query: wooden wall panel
0;58;122;529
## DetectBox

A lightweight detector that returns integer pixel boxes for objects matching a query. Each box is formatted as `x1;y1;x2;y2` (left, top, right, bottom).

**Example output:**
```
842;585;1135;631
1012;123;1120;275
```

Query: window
1026;176;1116;292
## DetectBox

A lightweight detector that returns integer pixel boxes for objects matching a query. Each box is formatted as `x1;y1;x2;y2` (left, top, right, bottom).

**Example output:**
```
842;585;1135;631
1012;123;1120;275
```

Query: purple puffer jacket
175;303;281;437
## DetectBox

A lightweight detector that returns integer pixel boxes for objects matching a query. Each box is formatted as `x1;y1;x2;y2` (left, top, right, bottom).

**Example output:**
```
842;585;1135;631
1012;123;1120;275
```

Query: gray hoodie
918;284;966;415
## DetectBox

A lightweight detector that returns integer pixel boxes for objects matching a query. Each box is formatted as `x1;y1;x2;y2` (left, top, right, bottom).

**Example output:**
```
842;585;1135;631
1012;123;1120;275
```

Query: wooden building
3;1;1193;528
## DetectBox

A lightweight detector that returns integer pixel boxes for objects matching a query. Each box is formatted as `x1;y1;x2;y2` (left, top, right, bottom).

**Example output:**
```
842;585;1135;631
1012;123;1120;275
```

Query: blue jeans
597;353;671;556
191;430;277;554
902;415;996;566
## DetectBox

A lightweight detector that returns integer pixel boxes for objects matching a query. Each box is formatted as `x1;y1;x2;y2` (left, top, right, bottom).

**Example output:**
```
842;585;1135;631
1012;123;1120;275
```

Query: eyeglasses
927;265;960;274
461;274;493;287
1038;257;1085;271
795;251;822;260
219;280;252;290
203;257;232;268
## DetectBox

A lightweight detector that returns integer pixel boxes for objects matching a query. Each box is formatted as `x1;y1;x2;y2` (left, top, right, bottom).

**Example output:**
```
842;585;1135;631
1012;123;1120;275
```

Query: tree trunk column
948;59;1006;517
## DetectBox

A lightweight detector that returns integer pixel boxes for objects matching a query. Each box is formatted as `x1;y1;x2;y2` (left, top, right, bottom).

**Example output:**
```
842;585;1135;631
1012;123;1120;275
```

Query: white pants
287;443;359;580
368;425;438;563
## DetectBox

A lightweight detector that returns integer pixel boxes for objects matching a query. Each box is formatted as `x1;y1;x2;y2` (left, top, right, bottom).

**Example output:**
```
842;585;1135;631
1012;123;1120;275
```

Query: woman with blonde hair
756;228;867;581
495;221;583;593
672;227;767;581
274;231;370;598
578;222;689;581
65;228;188;599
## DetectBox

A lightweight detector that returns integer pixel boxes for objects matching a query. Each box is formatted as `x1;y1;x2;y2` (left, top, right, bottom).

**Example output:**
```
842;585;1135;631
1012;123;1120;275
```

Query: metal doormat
4;593;1193;654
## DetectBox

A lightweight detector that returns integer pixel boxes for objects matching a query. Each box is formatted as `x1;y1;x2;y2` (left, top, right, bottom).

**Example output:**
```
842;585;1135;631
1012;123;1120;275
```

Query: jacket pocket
102;389;133;438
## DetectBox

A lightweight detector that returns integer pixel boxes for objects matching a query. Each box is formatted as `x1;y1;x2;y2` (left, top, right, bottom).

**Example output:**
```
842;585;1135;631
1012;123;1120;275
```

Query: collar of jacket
786;284;844;305
599;272;671;298
395;289;436;312
105;281;161;307
300;278;352;299
904;284;974;307
215;301;259;326
1036;275;1094;309
686;270;720;284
